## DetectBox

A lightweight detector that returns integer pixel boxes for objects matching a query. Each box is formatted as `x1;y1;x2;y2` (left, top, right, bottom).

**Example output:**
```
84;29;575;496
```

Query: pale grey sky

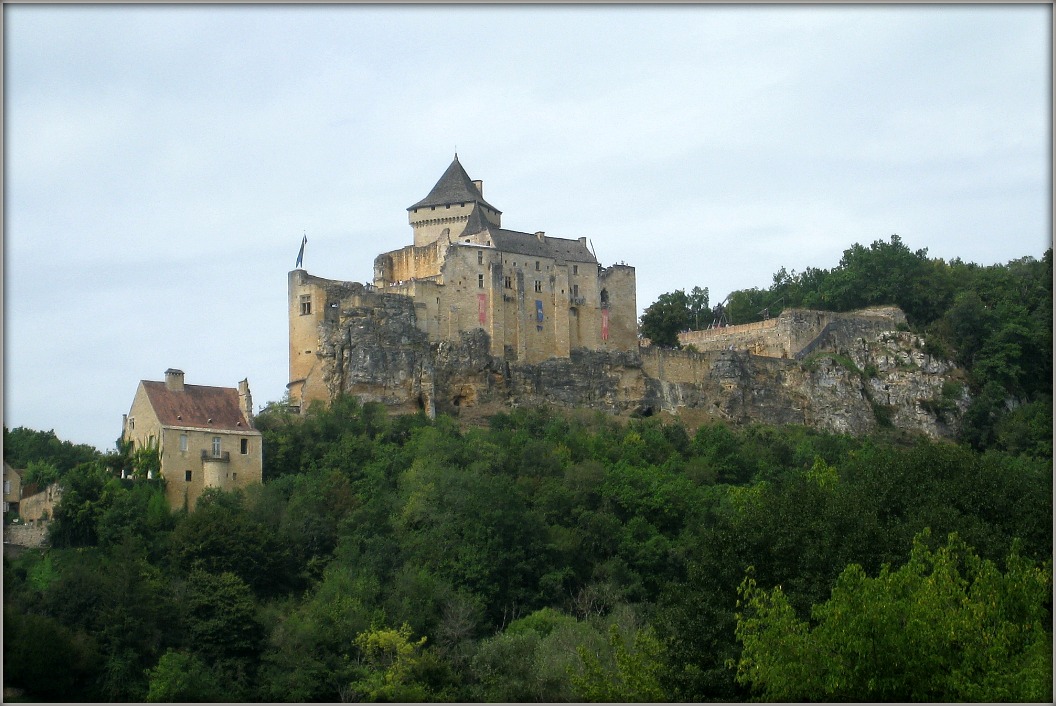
3;4;1051;451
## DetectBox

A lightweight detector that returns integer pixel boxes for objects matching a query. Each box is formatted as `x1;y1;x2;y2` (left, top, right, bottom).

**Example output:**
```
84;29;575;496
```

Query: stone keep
288;156;638;411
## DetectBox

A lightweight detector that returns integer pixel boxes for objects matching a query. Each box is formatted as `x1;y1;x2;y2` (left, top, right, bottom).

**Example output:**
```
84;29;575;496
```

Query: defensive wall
677;306;907;359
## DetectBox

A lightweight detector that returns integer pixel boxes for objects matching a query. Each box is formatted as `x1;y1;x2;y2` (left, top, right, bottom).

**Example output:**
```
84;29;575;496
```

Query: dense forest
4;238;1052;702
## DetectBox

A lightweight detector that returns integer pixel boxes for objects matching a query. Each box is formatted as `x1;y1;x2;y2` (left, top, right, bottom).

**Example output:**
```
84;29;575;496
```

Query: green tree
48;461;112;547
21;459;60;488
3;426;101;473
735;530;1053;702
639;289;691;347
344;623;431;702
169;488;295;596
572;622;667;702
145;649;226;702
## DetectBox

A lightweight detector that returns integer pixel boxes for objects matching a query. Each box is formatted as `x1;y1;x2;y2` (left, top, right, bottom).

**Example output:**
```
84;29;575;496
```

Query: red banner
478;293;487;324
602;309;609;341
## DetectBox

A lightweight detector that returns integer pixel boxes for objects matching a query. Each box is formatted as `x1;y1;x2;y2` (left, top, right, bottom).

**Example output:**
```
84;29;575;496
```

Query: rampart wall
677;306;906;359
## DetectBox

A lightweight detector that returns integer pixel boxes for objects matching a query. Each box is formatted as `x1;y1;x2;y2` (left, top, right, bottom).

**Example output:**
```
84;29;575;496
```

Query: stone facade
123;369;263;511
3;461;22;515
18;483;62;523
289;156;637;410
677;306;907;359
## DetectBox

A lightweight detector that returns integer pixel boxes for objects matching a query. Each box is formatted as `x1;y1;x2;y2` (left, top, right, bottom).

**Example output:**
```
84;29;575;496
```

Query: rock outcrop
308;290;968;438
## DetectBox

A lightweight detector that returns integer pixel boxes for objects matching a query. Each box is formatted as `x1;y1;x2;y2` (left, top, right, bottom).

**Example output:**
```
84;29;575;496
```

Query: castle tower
407;155;502;247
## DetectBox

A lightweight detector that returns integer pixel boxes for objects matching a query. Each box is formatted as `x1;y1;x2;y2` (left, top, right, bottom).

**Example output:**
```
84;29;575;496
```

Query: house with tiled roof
288;155;638;410
122;369;262;511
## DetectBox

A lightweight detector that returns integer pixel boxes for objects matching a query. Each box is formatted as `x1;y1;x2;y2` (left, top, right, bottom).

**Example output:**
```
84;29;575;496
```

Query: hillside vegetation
4;237;1051;702
4;397;1051;701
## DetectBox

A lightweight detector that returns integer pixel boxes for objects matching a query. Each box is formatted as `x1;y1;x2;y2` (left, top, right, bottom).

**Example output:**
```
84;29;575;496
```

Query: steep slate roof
141;381;256;433
459;202;496;238
490;229;598;264
408;155;500;213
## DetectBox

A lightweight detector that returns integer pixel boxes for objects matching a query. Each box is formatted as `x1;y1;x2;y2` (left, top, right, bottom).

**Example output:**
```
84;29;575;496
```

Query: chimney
238;378;254;425
164;368;185;392
536;231;546;241
472;179;483;197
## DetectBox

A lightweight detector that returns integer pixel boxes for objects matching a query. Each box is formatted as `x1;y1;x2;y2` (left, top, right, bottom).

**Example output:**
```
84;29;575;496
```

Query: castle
287;157;966;439
288;155;637;411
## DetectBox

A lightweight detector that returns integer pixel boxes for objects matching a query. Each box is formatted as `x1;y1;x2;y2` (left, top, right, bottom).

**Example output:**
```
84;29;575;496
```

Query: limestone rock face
317;293;967;439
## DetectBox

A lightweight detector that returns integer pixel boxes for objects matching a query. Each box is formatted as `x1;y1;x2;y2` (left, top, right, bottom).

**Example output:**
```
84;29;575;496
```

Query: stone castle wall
294;287;965;439
677;306;907;359
4;521;49;548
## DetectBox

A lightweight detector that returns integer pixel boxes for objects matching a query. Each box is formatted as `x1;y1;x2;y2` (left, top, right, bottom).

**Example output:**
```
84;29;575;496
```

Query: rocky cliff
309;292;967;438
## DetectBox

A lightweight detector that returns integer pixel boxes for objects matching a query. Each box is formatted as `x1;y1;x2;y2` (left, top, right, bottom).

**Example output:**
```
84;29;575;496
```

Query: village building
288;155;638;410
3;461;23;516
122;369;262;511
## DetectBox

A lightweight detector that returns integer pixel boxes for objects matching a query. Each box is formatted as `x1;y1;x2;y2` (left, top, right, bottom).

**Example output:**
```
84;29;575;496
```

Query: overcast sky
3;4;1051;452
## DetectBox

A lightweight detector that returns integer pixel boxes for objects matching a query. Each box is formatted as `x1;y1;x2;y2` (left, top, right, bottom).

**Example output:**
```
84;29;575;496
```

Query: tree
345;623;431;702
48;461;112;547
145;649;226;702
735;530;1053;702
572;622;667;702
639;290;691;347
169;488;295;596
687;286;711;330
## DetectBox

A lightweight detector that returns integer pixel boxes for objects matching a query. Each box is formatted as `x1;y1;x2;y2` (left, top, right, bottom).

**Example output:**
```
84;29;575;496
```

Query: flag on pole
295;234;307;268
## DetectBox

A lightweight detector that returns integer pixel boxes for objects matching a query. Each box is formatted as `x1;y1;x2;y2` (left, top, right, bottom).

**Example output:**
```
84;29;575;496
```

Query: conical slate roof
458;202;496;238
408;155;501;213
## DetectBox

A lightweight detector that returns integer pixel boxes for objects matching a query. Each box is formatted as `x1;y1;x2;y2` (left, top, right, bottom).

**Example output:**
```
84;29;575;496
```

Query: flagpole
296;232;307;269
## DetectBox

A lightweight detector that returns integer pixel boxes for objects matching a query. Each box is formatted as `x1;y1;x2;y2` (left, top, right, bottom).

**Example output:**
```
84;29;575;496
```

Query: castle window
212;437;222;457
478;274;484;289
233;473;237;481
505;276;512;289
573;265;579;275
185;470;192;482
573;284;580;298
535;261;540;271
300;294;312;315
535;280;542;293
601;289;609;305
478;250;483;265
180;434;188;452
240;438;248;454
